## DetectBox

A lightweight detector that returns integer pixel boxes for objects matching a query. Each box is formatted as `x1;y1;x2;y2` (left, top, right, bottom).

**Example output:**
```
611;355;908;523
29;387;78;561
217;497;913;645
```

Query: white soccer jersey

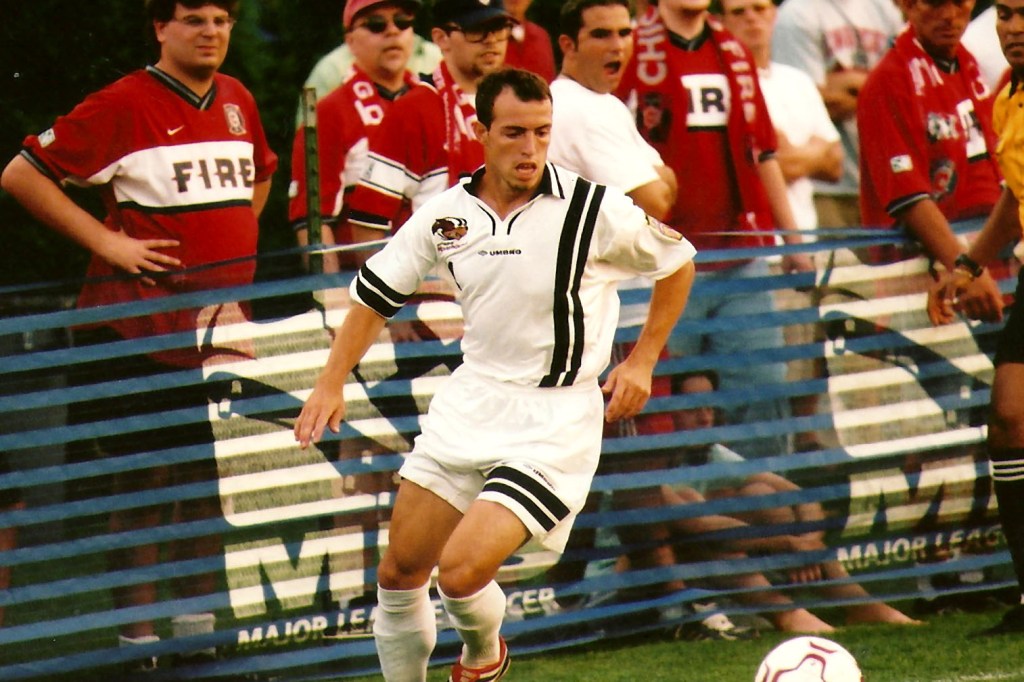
351;163;695;387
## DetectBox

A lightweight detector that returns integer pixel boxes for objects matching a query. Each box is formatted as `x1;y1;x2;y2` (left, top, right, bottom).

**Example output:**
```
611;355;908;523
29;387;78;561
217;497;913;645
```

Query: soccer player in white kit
294;67;696;682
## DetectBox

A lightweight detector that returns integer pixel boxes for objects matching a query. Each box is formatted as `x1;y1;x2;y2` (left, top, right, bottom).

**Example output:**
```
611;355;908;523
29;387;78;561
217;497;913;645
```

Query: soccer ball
754;636;863;682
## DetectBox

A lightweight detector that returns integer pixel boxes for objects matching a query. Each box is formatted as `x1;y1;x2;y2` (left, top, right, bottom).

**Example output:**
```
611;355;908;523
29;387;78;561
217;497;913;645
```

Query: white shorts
399;365;604;552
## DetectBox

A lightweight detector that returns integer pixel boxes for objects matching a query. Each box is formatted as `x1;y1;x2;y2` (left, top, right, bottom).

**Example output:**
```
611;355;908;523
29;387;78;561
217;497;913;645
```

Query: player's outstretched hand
95;229;181;286
602;358;653;422
294;380;346;449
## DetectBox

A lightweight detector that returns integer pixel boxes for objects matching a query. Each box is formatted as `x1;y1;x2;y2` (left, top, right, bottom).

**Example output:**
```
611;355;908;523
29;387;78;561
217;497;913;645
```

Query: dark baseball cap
432;0;513;28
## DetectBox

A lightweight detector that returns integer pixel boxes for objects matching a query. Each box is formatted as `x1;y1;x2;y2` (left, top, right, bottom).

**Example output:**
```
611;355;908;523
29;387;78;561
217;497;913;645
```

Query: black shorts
994;269;1024;367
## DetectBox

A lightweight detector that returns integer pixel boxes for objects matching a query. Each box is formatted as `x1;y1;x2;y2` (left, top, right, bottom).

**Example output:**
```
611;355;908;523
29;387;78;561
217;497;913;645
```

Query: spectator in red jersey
1;0;276;671
619;0;813;460
340;0;513;248
289;0;423;272
858;0;1001;275
503;0;557;81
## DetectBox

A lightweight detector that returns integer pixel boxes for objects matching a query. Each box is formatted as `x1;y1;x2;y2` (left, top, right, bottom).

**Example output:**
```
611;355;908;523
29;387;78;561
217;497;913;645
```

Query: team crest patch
223;104;247;136
431;217;468;241
646;215;682;241
930;159;958;200
38;128;56;148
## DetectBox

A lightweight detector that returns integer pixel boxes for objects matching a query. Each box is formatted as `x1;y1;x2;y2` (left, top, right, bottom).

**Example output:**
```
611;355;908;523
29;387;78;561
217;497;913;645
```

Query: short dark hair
559;0;630;44
475;68;552;129
670;369;720;395
146;0;239;22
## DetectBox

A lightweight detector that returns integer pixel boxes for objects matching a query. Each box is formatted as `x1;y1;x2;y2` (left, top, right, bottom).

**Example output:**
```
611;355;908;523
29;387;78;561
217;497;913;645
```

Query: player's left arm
757;156;813;273
603;260;694;422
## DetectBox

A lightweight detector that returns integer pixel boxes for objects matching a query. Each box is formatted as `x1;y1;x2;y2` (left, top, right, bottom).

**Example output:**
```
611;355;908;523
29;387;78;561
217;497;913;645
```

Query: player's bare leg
985;362;1024;633
437;499;527;672
374;479;463;682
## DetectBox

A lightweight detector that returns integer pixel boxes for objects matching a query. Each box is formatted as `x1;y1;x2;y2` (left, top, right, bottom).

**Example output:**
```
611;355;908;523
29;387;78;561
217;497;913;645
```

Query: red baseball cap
344;0;421;29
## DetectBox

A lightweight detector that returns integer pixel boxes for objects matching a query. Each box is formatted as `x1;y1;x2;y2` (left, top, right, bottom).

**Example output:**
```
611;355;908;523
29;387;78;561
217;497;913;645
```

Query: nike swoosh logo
167;125;185;136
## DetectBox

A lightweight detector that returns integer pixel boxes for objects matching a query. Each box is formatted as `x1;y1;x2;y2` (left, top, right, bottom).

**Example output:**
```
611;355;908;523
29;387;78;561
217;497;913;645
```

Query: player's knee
376;552;433;591
990;398;1024;445
436;558;492;598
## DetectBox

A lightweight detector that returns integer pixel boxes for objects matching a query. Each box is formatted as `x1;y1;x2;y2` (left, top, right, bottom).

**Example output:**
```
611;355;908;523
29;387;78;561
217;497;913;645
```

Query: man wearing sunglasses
340;0;514;250
289;0;424;272
1;0;276;671
297;3;442;127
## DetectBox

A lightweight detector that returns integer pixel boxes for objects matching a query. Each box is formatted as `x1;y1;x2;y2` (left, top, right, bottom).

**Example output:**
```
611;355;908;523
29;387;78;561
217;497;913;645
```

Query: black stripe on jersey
19;150;59;184
548;164;566;199
119;199;254;214
355;265;410;317
563;184;604;385
488;465;571;519
539;178;590;387
345;208;391;231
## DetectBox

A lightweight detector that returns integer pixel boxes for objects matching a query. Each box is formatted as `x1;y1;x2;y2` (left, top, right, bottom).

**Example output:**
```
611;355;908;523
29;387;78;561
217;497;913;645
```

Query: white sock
440;581;506;668
373;584;437;682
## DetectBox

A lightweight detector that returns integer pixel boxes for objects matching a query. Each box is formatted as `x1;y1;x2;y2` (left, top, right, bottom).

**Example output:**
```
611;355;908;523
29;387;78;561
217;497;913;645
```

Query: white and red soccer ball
755;636;863;682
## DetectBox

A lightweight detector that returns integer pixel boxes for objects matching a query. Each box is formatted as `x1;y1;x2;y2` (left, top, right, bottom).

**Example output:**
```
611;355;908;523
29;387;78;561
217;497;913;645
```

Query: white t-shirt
352;163;695;387
962;7;1009;91
548;76;664;194
548;76;669;327
758;62;841;234
773;0;905;196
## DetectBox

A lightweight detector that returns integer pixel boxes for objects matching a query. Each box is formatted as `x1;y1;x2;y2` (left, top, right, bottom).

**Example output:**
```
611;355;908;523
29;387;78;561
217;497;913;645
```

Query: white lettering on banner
681;74;730;128
224;532;359;618
841;456;996;538
836;526;1004;571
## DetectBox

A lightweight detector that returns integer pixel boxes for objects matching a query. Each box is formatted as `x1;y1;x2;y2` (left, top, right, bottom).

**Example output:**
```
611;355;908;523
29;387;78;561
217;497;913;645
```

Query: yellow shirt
993;80;1024;226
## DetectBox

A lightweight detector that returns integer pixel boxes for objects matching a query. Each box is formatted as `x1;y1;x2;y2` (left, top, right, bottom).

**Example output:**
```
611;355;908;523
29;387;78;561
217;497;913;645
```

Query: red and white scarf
631;8;772;232
432;62;484;187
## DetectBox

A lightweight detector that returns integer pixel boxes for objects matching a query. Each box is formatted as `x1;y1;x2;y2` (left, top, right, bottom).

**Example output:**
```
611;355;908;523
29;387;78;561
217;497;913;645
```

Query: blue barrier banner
0;228;1016;680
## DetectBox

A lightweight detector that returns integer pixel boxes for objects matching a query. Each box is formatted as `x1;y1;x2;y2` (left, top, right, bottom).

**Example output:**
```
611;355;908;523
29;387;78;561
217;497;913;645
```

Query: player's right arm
0;155;181;283
295;302;388;448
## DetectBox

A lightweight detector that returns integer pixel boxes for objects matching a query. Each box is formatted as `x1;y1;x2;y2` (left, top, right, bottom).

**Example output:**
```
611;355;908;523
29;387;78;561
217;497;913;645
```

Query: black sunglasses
354;14;416;33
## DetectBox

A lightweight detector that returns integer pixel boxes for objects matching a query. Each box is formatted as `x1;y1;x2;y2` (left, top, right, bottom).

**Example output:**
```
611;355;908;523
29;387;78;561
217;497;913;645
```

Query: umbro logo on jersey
431;217;468;241
167;125;185;136
478;249;522;256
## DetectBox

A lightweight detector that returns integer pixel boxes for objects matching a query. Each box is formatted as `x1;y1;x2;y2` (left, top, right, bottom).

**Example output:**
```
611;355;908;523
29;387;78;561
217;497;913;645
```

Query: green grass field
343;609;1024;682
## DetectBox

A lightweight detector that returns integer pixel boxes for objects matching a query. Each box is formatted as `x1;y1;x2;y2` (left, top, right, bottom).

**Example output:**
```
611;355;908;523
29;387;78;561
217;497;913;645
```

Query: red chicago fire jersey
288;67;416;231
21;66;277;365
858;31;1001;241
620;19;777;259
344;80;479;233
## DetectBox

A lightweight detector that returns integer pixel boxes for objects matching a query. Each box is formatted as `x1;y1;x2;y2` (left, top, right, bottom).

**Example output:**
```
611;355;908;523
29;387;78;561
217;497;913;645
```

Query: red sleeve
857;65;931;227
288;95;345;226
22;82;135;184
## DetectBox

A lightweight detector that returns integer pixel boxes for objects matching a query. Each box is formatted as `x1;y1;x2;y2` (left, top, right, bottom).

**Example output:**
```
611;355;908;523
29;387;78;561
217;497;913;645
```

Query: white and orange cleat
448;636;511;682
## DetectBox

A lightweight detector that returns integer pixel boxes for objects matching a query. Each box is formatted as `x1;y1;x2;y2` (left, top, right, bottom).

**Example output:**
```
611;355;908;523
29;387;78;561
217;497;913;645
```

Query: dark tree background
0;0;995;291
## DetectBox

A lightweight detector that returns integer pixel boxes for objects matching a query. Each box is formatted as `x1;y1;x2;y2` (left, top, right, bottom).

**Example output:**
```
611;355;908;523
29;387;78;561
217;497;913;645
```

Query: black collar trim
146;65;217;110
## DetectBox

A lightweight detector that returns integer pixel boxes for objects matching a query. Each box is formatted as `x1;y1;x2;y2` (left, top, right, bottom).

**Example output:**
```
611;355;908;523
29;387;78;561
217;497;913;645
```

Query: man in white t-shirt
772;0;905;229
720;0;842;453
548;0;677;220
962;5;1009;90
